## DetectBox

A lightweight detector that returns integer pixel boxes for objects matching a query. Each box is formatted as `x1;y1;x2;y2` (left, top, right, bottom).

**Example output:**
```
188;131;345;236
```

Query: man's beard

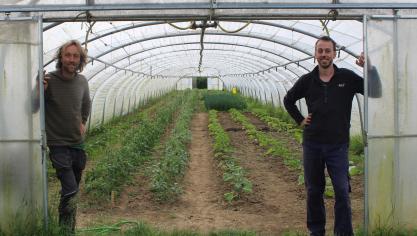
318;59;332;69
63;63;77;73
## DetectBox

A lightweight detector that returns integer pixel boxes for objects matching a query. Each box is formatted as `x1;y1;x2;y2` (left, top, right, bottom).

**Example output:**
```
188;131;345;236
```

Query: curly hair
55;40;88;72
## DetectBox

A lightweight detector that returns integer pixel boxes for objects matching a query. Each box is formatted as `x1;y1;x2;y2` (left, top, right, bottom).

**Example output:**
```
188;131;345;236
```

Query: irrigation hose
76;220;140;234
217;21;251;33
168;21;195;30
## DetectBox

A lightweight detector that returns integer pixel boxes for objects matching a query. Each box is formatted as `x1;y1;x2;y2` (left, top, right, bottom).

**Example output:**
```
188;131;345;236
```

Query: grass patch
77;220;257;236
355;226;417;236
0;209;72;236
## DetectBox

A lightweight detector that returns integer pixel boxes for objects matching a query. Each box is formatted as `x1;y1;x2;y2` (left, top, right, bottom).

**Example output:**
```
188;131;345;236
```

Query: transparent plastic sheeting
86;76;176;130
208;77;223;90
366;17;417;229
177;78;193;90
0;20;43;230
41;19;364;132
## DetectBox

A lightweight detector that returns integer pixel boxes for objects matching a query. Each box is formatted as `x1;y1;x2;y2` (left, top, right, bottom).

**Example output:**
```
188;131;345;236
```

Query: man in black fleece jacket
43;40;91;233
284;36;380;236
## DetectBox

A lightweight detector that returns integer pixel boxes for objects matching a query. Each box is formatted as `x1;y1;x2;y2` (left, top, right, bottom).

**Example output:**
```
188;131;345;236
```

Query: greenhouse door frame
364;14;417;232
0;15;48;229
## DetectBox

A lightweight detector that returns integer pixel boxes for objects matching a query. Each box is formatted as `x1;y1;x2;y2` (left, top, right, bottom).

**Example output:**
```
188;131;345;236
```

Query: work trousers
303;141;353;236
49;146;87;233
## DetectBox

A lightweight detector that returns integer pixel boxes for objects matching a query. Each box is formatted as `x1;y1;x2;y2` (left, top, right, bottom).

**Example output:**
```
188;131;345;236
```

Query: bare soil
76;111;364;235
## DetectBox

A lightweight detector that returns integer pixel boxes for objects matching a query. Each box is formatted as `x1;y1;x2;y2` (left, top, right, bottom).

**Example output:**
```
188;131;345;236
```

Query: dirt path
77;111;363;235
217;112;306;234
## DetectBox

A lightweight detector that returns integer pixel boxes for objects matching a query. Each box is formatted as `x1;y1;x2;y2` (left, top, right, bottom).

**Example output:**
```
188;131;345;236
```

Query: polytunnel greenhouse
1;1;417;235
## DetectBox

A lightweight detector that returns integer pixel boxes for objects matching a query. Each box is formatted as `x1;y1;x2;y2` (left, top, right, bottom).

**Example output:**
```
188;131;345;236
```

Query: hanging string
84;12;96;53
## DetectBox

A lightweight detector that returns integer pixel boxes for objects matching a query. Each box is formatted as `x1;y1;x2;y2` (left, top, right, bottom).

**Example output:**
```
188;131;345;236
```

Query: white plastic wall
365;16;417;230
0;19;44;230
176;77;193;90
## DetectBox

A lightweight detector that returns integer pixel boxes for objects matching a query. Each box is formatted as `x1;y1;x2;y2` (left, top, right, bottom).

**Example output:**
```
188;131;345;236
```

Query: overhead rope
168;19;250;72
198;25;206;73
319;10;338;36
167;21;195;30
84;17;96;53
316;6;339;65
217;21;251;33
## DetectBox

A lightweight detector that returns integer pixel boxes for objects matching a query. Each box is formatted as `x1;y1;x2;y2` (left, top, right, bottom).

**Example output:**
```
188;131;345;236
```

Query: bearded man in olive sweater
44;40;91;232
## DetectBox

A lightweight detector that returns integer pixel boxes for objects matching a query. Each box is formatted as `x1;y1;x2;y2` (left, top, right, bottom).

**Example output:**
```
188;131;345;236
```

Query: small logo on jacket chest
338;83;345;88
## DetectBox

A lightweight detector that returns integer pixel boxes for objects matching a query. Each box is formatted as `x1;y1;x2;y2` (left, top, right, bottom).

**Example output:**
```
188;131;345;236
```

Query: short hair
55;40;88;72
315;36;337;52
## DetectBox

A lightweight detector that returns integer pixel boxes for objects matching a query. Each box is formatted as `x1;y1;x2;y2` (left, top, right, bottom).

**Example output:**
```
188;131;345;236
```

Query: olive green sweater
45;70;91;146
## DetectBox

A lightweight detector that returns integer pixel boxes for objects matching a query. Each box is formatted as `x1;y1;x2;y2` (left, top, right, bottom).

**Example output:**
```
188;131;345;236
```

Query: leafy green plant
208;110;253;202
350;134;365;156
204;91;247;111
348;134;365;176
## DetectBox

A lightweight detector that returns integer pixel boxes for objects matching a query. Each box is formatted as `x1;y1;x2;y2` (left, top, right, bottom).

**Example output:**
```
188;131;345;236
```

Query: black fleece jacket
284;64;378;144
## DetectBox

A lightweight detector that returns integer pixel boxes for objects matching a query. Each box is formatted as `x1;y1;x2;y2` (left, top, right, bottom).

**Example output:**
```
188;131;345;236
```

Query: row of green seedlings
208;110;253;202
248;104;364;198
228;108;304;185
250;107;303;144
150;91;198;202
84;92;188;202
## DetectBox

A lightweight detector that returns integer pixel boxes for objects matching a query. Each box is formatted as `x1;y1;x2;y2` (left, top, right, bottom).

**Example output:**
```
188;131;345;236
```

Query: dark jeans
303;141;353;236
49;146;87;232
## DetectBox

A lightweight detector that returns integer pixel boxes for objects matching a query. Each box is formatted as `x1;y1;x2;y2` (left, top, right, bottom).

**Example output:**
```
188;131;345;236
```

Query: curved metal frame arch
124;46;307;81
244;20;360;57
153;56;261;80
78;30;315;81
88;40;310;79
147;51;272;77
49;27;318;85
43;21;166;66
94;48;273;81
44;19;360;67
93;31;313;64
